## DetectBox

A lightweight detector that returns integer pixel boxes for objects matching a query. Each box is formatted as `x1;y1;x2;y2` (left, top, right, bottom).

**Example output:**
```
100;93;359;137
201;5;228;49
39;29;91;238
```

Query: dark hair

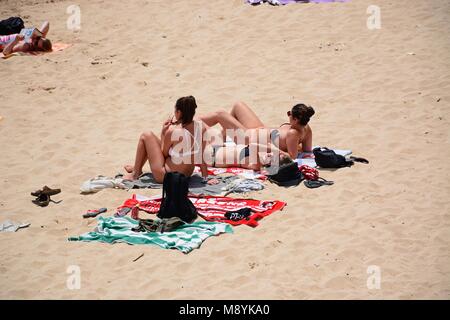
291;103;315;126
41;38;52;51
175;96;197;125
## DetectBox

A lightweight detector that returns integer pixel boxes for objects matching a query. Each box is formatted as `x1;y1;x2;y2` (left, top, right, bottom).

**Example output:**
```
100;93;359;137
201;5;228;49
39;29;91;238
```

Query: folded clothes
68;216;232;254
117;194;286;228
80;175;126;194
222;178;265;196
0;220;30;232
131;217;186;233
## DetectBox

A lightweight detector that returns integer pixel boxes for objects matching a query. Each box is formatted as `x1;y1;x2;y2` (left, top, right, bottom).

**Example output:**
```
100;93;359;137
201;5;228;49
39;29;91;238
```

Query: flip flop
115;207;132;217
31;186;61;197
349;156;369;164
304;178;334;189
83;207;107;218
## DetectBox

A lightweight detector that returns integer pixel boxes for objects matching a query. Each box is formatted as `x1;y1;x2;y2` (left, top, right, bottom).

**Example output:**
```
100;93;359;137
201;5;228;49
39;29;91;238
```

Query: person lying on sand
123;96;209;183
0;21;52;55
198;101;315;160
204;142;293;172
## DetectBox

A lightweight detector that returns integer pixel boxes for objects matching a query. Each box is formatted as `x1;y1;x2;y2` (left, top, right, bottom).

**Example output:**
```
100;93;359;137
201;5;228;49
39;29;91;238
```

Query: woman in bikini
0;21;52;55
198;101;315;160
123;96;209;183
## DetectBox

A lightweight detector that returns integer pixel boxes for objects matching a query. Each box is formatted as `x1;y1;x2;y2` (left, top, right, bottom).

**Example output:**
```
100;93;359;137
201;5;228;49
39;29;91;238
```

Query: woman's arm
2;35;24;55
161;127;173;158
301;125;313;152
199;123;209;178
285;129;301;159
39;21;50;37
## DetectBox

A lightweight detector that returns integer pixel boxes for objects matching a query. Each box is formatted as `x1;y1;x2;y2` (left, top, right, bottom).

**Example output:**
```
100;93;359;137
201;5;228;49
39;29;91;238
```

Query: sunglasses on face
287;111;292;117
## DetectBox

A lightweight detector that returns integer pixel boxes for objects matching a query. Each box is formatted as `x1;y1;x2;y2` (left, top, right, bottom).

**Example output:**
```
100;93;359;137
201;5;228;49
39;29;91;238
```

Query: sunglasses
287;111;292;117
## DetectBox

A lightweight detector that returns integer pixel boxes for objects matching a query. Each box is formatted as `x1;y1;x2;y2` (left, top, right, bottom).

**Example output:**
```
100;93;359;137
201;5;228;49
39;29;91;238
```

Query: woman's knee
153;168;166;183
232;101;246;110
140;131;156;141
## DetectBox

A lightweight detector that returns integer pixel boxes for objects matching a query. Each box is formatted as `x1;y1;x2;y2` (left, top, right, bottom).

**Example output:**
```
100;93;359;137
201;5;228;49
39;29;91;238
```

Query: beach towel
80;173;242;196
68;216;232;254
117;194;286;228
1;42;72;59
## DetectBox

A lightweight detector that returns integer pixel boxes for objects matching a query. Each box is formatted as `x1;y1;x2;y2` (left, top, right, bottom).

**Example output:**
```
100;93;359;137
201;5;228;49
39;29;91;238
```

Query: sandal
31;186;61;197
83;207;107;218
304;178;334;189
32;193;50;207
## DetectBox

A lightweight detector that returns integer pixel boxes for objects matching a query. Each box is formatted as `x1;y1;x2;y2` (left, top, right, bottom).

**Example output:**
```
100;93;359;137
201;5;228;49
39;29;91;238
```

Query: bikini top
168;125;201;158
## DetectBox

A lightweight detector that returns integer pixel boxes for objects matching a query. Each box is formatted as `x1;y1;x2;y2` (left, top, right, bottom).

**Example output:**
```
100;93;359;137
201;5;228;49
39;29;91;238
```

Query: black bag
0;17;24;35
267;161;303;187
313;147;350;168
157;172;197;223
313;147;369;168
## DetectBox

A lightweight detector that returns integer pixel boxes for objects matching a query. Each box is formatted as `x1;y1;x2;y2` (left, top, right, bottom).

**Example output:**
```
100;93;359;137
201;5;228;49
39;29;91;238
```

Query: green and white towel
68;216;233;253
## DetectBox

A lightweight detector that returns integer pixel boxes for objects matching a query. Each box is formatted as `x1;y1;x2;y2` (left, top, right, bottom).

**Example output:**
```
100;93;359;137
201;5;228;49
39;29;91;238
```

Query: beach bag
267;161;303;187
313;147;351;168
157;172;197;223
0;17;24;35
313;147;370;168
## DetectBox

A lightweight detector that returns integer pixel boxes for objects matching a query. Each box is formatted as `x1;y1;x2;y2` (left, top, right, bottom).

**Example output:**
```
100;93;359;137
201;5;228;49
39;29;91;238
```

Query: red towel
117;194;286;227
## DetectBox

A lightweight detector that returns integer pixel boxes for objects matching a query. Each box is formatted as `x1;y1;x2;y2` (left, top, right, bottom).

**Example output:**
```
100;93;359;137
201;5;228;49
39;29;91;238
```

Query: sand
0;0;449;299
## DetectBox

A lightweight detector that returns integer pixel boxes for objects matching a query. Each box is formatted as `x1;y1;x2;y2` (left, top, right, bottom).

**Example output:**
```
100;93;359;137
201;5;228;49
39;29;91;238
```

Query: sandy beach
0;0;449;299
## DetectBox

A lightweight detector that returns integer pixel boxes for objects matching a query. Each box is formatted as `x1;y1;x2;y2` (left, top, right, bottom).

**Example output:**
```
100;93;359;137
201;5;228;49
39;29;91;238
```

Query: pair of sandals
31;186;61;207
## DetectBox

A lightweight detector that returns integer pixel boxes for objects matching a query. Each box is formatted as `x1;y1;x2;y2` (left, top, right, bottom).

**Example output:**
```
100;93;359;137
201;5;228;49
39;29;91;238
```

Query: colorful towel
1;42;72;59
68;216;232;254
117;194;286;228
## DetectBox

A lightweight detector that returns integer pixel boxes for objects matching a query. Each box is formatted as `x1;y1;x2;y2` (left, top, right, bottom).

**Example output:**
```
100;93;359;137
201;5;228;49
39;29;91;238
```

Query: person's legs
230;101;265;129
198;109;246;130
123;131;167;182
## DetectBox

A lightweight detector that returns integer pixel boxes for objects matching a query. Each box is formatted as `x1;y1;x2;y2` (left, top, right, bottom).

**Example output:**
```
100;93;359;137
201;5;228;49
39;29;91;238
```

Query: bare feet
123;172;137;181
123;164;134;173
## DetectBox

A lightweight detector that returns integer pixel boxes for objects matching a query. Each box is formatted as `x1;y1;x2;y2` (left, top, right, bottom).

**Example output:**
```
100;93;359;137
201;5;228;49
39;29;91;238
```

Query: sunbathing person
198;101;315;160
0;21;52;55
204;142;292;172
123;96;209;183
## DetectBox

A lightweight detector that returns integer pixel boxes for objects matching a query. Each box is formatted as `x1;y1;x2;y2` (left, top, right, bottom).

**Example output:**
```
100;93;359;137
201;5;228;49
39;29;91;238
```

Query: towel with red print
115;194;286;228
